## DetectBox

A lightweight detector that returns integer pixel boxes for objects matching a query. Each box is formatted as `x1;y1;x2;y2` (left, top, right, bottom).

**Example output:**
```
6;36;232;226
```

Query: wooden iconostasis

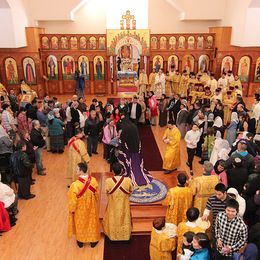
0;27;260;97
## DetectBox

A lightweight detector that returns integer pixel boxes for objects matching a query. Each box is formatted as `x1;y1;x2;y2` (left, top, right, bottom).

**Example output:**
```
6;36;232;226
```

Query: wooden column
104;61;108;94
140;55;144;69
89;61;94;94
146;56;150;75
163;60;167;73
194;59;198;74
113;56;117;95
106;59;112;94
57;60;63;94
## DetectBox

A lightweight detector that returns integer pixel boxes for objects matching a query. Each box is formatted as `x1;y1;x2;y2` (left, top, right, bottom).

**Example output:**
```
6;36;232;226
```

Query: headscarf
213;116;223;128
47;111;55;120
215;130;222;139
213;160;226;174
0;125;9;138
231;112;239;124
227;187;246;217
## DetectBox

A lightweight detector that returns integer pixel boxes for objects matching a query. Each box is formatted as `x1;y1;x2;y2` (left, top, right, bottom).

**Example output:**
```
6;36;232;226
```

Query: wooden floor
0;94;206;260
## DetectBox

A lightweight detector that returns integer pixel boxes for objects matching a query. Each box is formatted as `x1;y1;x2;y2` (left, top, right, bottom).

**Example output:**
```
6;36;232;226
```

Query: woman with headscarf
117;118;152;186
47;110;65;153
210;131;231;165
211;159;228;187
226;112;239;147
227;187;246;217
213;116;224;137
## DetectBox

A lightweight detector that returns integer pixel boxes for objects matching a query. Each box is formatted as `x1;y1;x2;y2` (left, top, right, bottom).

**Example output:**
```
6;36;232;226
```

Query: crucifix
121;10;136;30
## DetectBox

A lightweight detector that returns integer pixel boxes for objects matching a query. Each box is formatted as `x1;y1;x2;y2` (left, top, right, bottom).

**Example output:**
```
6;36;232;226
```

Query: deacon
68;162;100;248
172;70;181;94
189;161;219;215
162;121;181;174
66;128;90;186
138;68;148;96
163;173;192;225
102;163;133;241
154;69;165;98
179;70;189;98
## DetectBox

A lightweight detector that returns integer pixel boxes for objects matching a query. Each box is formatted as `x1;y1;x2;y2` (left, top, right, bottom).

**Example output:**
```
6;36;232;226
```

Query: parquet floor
0;94;211;260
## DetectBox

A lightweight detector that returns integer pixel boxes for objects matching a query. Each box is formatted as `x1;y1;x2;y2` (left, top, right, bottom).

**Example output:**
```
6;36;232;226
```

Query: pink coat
102;125;117;145
211;170;228;187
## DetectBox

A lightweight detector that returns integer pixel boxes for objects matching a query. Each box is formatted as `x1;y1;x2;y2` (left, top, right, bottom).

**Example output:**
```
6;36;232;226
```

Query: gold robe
189;90;199;104
150;228;176;260
223;97;235;125
68;176;100;243
163;127;181;170
179;75;189;97
172;74;181;94
139;72;148;96
102;176;133;241
66;137;90;185
230;79;242;90
189;175;219;215
149;72;157;92
165;75;172;96
163;186;192;225
176;222;204;254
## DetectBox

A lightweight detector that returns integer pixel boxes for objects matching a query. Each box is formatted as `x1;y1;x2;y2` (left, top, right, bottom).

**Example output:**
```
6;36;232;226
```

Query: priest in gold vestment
172;71;181;94
176;207;205;254
20;80;38;103
163;173;192;225
149;68;157;92
179;71;189;97
162;122;181;173
66;129;90;185
138;69;148;96
68;162;100;248
150;217;176;260
102;163;133;241
189;161;219;215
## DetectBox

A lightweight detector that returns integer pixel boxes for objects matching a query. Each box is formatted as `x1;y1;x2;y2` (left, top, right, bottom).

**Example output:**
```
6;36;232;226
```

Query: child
179;231;195;260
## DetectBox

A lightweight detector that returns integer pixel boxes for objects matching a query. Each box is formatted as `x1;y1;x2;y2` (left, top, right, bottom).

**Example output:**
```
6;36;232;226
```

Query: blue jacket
48;118;64;136
190;248;210;260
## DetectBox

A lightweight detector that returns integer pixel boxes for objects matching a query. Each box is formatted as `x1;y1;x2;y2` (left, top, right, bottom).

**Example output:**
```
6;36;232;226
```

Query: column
57;60;63;94
113;56;117;95
146;56;150;75
163;60;167;73
140;55;144;69
89;60;94;94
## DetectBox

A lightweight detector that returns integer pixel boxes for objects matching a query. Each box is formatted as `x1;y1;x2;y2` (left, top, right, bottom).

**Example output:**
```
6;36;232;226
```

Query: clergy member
154;69;165;98
102;163;133;241
150;217;176;260
172;70;181;94
68;162;100;248
179;70;189;98
162;121;181;174
66;128;90;186
148;68;157;92
138;68;148;96
189;161;219;215
163;173;192;225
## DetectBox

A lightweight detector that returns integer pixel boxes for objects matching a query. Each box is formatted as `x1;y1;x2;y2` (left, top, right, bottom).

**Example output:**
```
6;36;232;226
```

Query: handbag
109;136;119;147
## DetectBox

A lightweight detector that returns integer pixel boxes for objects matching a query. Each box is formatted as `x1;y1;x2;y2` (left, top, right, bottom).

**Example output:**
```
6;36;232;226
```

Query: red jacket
0;201;11;232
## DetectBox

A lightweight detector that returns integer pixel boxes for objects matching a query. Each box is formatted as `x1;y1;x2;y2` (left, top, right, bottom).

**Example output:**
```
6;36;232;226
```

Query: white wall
0;8;15;47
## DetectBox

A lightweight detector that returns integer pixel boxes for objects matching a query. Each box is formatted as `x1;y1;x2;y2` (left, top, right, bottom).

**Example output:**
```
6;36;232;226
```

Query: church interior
1;0;260;259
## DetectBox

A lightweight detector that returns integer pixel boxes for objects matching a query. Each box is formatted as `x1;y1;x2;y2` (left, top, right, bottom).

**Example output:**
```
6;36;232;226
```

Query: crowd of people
0;66;260;259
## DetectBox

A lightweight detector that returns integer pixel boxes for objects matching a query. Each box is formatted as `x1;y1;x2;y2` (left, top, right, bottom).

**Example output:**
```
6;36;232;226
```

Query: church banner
106;29;150;56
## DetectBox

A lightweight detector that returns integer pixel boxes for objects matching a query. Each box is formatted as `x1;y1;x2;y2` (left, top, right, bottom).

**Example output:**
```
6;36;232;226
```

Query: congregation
0;67;260;260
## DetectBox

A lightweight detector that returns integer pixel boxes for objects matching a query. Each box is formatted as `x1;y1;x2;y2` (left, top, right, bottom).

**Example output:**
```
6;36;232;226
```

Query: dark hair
92;98;97;103
75;128;83;136
215;183;226;193
77;162;88;173
186;207;200;222
167;120;175;125
153;217;165;230
193;233;211;251
177;173;187;186
2;103;9;110
207;127;215;136
16;140;26;151
150;91;154;96
112;162;122;176
184;231;195;243
226;198;239;212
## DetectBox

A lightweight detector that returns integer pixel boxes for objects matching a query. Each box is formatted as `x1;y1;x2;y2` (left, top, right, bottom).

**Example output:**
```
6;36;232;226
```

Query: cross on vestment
122;10;135;30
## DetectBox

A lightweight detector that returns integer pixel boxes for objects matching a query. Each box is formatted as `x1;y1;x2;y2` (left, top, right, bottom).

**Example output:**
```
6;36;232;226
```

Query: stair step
131;206;167;219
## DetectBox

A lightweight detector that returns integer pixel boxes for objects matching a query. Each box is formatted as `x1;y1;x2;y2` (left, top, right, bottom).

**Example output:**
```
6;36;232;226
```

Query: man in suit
128;96;142;124
167;94;181;122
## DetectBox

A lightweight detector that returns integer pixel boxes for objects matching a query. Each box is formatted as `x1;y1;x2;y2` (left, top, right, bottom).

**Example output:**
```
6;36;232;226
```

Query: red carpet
104;236;176;260
138;125;163;171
